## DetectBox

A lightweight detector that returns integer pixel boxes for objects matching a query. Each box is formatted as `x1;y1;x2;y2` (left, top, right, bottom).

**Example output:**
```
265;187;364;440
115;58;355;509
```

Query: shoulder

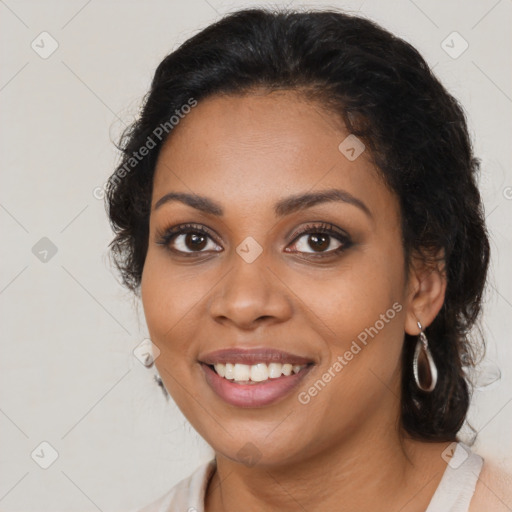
469;459;512;512
136;459;216;512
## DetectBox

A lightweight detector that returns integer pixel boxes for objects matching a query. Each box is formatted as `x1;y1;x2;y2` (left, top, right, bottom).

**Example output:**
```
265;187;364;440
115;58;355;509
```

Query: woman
105;7;512;512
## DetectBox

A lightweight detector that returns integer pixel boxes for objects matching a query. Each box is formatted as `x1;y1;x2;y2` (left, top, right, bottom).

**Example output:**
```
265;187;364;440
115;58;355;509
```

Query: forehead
151;90;398;223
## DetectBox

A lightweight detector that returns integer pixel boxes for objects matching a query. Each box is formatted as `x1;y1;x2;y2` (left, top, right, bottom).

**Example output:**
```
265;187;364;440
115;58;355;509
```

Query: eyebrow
154;189;372;219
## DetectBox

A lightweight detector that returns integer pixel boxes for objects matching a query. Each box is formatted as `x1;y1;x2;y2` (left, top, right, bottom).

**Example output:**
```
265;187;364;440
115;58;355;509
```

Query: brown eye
156;224;222;255
293;232;343;253
168;231;220;253
306;234;331;252
285;222;352;256
184;233;208;251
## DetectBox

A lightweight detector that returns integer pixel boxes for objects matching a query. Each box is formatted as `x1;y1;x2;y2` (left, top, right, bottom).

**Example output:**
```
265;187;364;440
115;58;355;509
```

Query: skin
140;89;459;511
470;464;512;511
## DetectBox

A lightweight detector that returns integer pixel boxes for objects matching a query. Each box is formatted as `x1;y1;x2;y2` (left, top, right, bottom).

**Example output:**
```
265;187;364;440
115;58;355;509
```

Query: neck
205;412;450;512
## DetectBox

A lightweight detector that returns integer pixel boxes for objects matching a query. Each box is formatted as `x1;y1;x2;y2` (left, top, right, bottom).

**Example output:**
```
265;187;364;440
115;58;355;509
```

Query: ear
404;248;447;335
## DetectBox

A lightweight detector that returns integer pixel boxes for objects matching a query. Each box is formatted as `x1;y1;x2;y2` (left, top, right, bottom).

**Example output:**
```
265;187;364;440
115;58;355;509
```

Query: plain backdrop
1;0;511;510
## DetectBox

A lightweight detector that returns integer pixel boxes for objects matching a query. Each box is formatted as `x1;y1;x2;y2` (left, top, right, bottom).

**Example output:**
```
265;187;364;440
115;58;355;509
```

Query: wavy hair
105;8;490;442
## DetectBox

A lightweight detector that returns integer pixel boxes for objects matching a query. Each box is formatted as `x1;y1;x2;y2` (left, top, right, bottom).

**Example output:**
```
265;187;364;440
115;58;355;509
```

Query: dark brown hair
106;8;490;442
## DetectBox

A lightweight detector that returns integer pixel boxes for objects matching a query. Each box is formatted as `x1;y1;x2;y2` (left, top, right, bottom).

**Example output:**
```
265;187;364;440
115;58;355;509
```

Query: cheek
285;248;404;345
286;241;406;395
140;252;208;409
290;269;405;438
140;250;210;355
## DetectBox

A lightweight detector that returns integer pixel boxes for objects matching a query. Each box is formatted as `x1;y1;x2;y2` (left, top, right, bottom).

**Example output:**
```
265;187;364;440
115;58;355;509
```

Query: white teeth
250;363;269;382
214;363;226;377
233;363;251;381
211;362;307;382
225;363;234;380
268;363;282;379
282;363;293;376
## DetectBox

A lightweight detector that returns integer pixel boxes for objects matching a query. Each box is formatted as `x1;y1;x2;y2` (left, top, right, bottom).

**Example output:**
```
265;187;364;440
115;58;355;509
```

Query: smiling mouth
201;361;314;407
207;362;312;384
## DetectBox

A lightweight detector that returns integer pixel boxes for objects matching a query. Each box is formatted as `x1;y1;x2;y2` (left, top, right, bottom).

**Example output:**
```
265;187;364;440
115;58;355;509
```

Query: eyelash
155;222;352;258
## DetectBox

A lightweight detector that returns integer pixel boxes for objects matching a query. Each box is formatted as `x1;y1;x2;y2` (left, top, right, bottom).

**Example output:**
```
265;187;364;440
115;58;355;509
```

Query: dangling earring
413;321;438;392
154;373;169;400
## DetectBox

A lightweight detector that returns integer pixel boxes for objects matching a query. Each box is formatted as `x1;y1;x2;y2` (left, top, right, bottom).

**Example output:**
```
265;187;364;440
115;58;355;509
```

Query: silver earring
154;373;169;400
413;321;438;392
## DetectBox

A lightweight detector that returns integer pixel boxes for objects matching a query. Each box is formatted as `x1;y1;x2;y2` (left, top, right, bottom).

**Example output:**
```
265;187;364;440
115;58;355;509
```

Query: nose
208;252;293;330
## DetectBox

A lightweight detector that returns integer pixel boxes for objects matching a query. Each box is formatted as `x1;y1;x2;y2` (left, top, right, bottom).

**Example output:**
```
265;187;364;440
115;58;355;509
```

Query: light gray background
1;0;511;510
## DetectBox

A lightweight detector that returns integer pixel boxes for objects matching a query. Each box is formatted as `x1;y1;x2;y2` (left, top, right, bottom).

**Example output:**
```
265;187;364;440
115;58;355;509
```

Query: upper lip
199;348;315;366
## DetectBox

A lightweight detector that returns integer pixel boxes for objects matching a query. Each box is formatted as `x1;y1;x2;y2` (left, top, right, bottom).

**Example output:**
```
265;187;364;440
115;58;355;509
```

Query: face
141;89;413;467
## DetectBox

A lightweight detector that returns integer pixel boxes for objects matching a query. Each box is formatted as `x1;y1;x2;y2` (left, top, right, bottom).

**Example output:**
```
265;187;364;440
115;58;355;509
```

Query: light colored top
425;442;483;512
138;442;483;512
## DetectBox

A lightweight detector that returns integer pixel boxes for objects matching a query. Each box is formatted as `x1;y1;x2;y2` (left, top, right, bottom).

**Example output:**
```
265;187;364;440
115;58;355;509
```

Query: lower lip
201;363;313;408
